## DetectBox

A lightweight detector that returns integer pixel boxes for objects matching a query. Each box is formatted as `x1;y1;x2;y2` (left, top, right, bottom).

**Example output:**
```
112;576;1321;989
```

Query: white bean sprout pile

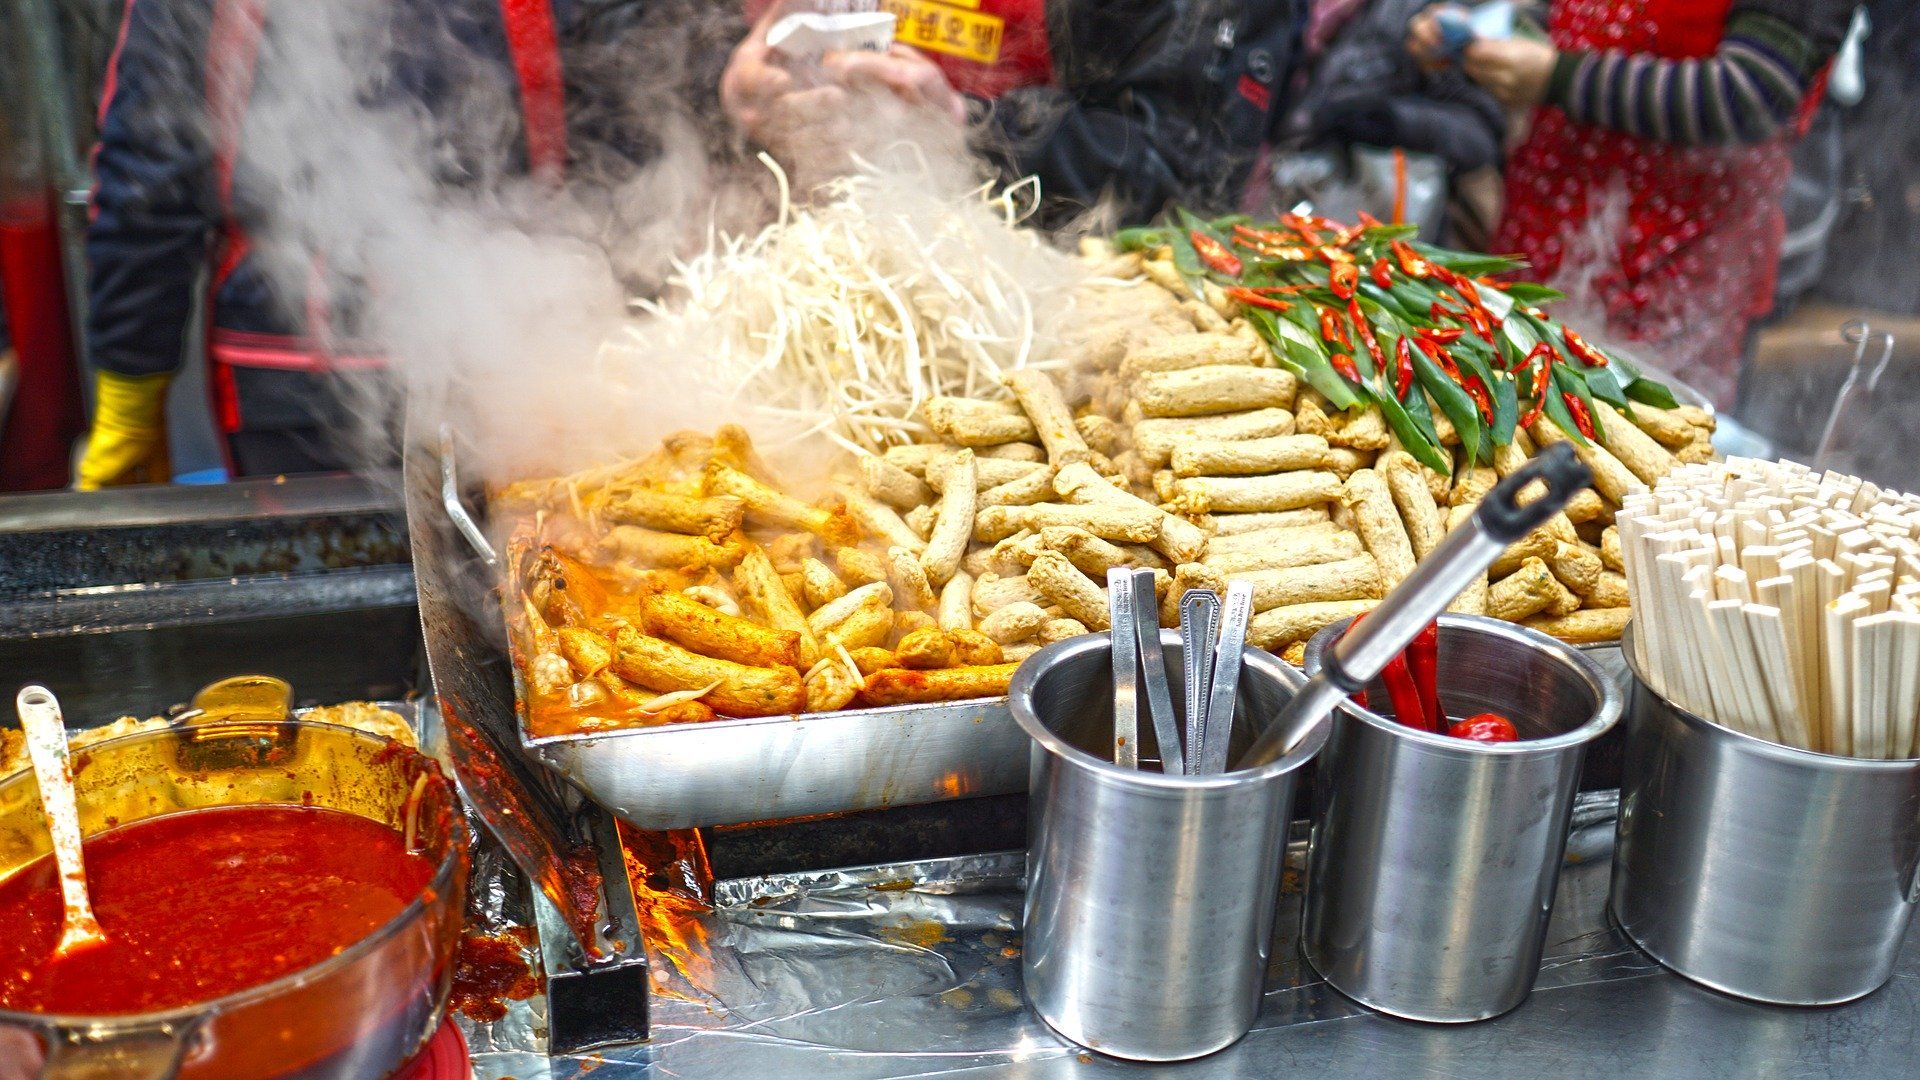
610;154;1081;453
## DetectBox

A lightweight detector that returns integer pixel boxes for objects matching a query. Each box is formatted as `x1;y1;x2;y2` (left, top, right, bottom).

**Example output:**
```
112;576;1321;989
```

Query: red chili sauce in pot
0;805;434;1015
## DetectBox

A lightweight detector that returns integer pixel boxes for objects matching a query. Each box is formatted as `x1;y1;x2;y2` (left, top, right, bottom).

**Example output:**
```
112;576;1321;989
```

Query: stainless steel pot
1300;613;1621;1022
1009;632;1328;1062
1611;629;1920;1005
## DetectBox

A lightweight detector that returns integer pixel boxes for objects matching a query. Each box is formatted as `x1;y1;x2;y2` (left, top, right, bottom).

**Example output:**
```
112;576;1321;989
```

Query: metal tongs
1109;569;1254;776
1238;442;1593;769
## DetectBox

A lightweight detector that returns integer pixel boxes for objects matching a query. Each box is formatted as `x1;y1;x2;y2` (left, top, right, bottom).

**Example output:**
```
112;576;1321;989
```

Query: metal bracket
439;423;499;568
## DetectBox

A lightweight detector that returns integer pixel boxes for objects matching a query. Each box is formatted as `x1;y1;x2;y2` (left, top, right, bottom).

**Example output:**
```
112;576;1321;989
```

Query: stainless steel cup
1611;629;1920;1005
1300;613;1621;1022
1010;631;1329;1061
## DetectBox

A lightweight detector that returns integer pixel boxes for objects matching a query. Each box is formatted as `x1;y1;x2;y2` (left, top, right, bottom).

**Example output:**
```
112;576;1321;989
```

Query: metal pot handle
33;1016;202;1080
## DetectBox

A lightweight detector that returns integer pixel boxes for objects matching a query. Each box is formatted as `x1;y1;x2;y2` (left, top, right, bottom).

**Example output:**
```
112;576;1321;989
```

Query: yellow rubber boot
75;370;173;490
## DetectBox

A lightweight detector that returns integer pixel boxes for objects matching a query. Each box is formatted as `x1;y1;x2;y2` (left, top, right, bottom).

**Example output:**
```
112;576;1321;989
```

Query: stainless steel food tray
420;417;1652;832
416;432;1031;831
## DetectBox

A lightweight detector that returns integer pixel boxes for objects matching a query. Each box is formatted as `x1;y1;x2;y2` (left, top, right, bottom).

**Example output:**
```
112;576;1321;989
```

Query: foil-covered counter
460;793;1920;1078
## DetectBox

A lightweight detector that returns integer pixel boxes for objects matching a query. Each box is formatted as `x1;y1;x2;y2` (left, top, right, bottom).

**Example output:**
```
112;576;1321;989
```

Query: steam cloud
235;0;1019;485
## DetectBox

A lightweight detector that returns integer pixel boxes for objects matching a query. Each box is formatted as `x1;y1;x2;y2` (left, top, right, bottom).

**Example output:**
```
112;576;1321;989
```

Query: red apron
198;0;568;435
1492;0;1815;406
746;0;1052;100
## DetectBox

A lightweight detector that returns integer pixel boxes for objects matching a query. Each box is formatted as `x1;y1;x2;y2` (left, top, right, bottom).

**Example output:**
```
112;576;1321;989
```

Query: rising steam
230;0;1065;487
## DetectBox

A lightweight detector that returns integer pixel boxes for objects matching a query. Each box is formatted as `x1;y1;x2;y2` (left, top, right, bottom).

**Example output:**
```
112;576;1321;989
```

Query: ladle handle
1238;444;1592;769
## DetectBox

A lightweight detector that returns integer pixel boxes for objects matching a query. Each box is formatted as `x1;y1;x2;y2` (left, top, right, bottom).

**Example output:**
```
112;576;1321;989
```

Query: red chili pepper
1236;239;1314;262
1449;713;1519;743
1381;655;1429;731
1328;222;1368;248
1561;327;1609;367
1330;261;1359;299
1357;210;1384;229
1223;287;1290;312
1318;307;1351;349
1511;340;1555;374
1319;245;1356;266
1369;258;1393;290
1393;336;1414;400
1391;240;1434;279
1562;391;1597;439
1329;352;1363;385
1434;265;1482;308
1419;326;1466;345
1190;231;1243;277
1409;620;1441;732
1464;376;1494;422
1231;224;1292;244
1281;213;1323;244
1518;362;1554;429
1348;299;1385;375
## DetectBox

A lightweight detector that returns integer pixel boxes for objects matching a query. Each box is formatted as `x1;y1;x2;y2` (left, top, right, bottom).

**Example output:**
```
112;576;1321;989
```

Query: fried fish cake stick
1234;554;1382;612
708;462;857;545
800;557;848;609
888;546;938;610
923;397;1038;446
1202;531;1366;574
807;581;892;636
975;503;1163;544
805;661;860;712
1381;451;1447;560
1117;333;1259;381
1487;557;1559;623
1006;370;1092;466
1628;403;1701;448
599;489;746;544
858;454;934;508
602;526;748;571
610;626;804;717
640;591;802;669
1132;366;1299;418
938;570;974;630
1170;434;1331;477
1169;471;1343;515
735;547;820;666
838;484;926;553
894;626;959;668
1246;599;1378;650
859;664;1022;706
1343;469;1417;588
1202;507;1330;534
1054;462;1208;564
1132;408;1296;467
1524;606;1630;644
922;449;977;586
1594;402;1679;486
979;601;1049;645
1029;551;1111;630
1528;417;1645;504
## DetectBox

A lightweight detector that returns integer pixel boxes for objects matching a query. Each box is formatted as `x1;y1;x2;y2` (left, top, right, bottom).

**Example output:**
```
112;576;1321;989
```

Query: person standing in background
1411;0;1857;406
726;0;1307;226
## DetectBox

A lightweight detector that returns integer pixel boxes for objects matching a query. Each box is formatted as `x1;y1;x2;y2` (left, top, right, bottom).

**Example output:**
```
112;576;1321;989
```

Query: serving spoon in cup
16;685;109;958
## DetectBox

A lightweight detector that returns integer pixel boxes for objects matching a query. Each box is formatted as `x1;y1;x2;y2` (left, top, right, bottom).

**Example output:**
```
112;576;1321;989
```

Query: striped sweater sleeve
1543;6;1845;146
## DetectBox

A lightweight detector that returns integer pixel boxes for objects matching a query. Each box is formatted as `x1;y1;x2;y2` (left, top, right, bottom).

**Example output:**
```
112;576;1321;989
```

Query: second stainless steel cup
1300;614;1621;1022
1010;632;1330;1062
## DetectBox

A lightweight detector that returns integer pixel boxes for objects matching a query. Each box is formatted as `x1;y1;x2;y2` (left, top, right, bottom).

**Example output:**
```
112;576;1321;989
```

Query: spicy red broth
0;805;435;1015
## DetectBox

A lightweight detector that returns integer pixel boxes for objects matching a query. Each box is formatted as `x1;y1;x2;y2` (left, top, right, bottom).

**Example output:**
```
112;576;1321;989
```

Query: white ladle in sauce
15;686;109;957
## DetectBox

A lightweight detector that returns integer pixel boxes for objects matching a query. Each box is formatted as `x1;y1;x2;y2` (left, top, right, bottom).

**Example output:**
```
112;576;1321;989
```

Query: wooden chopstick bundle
1618;458;1920;759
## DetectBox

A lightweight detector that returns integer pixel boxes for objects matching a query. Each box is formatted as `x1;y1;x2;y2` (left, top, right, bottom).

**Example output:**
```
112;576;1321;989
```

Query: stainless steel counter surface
461;792;1920;1079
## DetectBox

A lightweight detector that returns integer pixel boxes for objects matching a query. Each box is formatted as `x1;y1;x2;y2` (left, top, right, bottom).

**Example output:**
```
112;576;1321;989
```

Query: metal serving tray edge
520;696;1029;831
